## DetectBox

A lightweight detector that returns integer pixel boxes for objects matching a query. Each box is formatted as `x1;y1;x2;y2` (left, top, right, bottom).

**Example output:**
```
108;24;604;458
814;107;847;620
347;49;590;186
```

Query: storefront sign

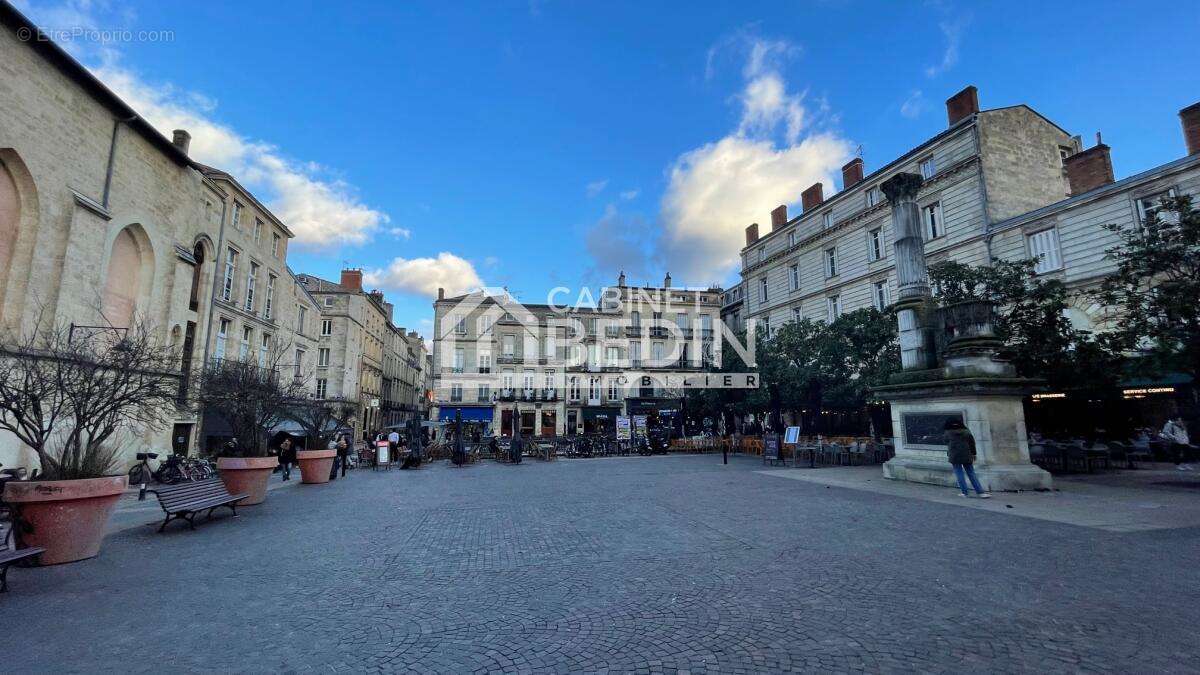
784;427;801;444
1122;386;1176;399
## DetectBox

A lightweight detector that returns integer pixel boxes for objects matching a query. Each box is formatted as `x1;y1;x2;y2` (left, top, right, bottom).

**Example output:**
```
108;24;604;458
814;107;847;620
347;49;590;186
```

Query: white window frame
502;334;515;356
1026;227;1063;274
259;333;270;368
873;280;890;311
231;201;243;230
792;307;801;323
923;201;944;240
822;212;832;230
759;277;768;303
222;247;237;302
316;378;328;399
297;305;306;334
264;274;275;319
919;156;936;180
240;326;252;360
868;227;883;261
1136;188;1178;225
253;218;263;244
320;319;333;336
825;247;838;278
789;263;799;291
272;233;282;259
318;347;331;367
215;318;230;360
865;187;881;208
826;295;841;323
788;230;796;247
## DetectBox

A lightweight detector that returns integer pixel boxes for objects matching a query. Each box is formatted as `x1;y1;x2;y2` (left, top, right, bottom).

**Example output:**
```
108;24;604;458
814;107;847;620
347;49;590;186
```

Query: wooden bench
1;546;45;592
144;478;248;533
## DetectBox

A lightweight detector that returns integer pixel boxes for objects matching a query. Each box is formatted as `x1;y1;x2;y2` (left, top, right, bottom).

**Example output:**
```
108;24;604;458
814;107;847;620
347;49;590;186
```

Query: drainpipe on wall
972;123;995;264
194;193;229;452
102;115;138;209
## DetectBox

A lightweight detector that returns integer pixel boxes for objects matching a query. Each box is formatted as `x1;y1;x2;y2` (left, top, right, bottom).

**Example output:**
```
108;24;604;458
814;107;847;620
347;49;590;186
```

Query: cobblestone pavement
5;455;1200;673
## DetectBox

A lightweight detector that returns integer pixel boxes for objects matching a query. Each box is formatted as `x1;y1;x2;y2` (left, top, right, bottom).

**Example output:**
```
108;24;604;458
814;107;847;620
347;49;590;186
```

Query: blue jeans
952;463;985;495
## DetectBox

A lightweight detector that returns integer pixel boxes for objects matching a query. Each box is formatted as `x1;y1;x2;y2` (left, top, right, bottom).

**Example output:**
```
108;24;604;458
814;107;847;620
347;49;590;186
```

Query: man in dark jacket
945;419;990;498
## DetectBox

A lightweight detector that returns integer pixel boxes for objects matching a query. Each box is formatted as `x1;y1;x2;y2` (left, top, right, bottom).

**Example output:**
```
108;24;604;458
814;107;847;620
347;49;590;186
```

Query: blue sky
15;0;1200;336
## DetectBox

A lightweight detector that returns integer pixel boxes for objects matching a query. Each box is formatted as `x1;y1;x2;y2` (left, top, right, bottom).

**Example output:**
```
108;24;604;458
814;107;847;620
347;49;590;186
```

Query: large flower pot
3;475;126;565
296;449;337;484
216;456;277;506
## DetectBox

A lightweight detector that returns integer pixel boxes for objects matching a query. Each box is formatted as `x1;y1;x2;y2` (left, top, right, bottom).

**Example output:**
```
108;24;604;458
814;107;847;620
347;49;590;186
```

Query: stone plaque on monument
902;412;964;448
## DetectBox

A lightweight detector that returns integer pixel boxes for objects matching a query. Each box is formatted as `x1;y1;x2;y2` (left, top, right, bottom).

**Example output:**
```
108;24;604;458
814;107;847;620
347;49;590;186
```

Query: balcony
541;388;558;401
649;327;668;339
625;326;642;338
496;354;521;364
604;326;621;338
497;388;516;401
520;389;538;402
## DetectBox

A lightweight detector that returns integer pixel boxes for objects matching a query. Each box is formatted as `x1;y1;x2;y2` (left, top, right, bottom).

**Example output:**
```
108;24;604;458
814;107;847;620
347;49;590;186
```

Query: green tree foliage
1097;195;1200;394
928;258;1119;390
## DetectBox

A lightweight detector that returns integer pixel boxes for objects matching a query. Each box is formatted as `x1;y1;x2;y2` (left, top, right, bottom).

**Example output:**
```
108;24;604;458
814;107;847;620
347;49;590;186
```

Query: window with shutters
1026;228;1062;274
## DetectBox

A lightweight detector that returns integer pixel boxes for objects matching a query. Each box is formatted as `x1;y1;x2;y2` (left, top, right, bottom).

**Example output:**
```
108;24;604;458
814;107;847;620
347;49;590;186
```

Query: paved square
5;455;1200;673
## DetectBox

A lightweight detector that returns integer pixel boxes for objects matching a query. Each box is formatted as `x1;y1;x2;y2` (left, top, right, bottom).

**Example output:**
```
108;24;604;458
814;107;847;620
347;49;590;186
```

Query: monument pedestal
876;376;1052;492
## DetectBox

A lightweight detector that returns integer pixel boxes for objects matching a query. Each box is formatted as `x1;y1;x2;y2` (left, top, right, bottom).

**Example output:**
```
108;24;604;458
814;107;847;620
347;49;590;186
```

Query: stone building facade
740;86;1080;332
1;6;216;466
431;275;723;437
298;270;412;440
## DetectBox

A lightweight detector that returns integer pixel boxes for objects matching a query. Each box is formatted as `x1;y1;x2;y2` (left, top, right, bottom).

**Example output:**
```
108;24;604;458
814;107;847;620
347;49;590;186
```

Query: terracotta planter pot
296;449;336;484
3;475;126;565
216;456;277;506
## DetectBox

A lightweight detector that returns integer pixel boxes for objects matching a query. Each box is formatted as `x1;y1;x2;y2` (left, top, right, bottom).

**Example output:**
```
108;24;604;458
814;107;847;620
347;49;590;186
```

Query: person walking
945;419;991;498
277;437;296;481
1162;417;1193;471
328;435;348;480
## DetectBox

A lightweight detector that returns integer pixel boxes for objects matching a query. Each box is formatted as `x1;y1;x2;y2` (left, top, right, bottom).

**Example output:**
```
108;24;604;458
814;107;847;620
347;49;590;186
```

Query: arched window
189;241;206;310
101;228;145;329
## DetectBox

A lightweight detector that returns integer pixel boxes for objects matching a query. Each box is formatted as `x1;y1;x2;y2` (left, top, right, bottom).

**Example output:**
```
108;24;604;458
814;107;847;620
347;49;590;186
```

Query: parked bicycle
128;452;215;486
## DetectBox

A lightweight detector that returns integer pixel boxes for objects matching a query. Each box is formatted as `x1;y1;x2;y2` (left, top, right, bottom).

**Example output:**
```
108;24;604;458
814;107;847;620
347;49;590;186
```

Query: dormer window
865;187;881;208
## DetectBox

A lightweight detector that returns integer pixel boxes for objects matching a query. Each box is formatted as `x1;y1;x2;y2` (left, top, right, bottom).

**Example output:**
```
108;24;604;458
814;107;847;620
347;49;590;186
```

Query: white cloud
586;179;609;198
619;189;639;201
899;89;928;119
388;227;412;239
483;256;500;268
925;17;968;78
655;35;853;283
364;252;484;298
659;134;851;282
738;73;806;145
17;0;389;249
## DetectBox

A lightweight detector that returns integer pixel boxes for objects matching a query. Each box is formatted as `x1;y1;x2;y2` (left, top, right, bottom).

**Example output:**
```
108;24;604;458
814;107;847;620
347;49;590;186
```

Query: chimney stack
437;287;445;301
745;223;760;247
770;204;788;227
801;183;824;211
842;157;864;188
1181;101;1200;156
945;85;979;127
172;129;191;156
1063;142;1115;195
663;272;672;288
618;270;626;287
340;268;363;292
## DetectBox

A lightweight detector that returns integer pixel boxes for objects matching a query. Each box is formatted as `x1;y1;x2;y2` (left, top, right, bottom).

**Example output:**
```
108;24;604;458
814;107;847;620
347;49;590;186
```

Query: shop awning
436;406;494;422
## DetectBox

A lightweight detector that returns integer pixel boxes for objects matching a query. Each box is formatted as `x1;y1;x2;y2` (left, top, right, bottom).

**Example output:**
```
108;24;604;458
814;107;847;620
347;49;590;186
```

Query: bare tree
193;339;309;457
0;320;182;480
285;396;360;450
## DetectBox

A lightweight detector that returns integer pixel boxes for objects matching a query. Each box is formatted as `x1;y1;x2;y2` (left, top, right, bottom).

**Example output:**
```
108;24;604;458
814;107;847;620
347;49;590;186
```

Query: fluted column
882;172;936;370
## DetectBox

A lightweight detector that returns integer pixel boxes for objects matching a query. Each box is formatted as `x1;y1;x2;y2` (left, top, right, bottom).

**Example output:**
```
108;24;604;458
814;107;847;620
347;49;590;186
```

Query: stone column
881;173;936;371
